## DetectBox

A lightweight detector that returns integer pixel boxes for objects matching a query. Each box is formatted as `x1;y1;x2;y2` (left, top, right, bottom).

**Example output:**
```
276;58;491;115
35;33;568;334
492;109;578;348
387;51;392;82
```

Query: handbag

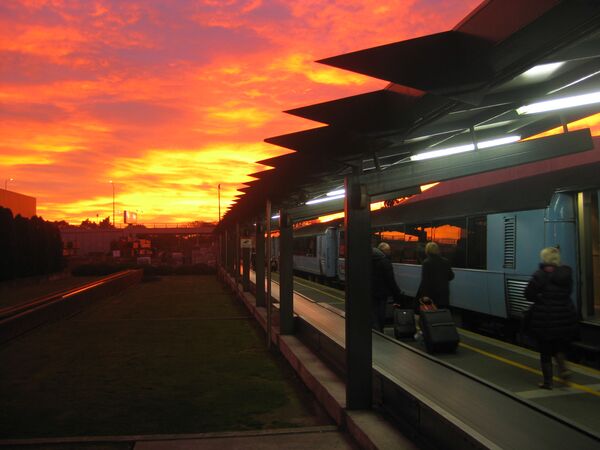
419;297;437;312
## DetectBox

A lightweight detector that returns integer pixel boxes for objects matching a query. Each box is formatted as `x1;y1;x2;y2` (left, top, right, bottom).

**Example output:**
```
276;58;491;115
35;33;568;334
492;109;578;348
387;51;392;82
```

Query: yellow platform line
293;279;345;302
460;328;600;377
294;277;345;296
460;342;600;398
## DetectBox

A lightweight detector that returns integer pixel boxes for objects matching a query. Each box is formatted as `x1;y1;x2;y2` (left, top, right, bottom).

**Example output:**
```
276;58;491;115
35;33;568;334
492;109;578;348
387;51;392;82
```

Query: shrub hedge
72;263;216;277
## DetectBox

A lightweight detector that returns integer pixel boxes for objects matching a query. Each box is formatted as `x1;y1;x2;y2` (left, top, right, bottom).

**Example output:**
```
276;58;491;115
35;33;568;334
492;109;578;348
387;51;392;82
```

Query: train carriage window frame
293;235;317;257
374;216;488;269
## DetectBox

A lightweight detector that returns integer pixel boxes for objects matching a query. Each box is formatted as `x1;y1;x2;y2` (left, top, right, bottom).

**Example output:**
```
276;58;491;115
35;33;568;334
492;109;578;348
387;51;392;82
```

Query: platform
246;271;600;449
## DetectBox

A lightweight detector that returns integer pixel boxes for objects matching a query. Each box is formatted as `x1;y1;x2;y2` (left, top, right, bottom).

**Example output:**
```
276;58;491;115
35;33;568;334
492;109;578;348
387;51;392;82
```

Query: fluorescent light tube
306;194;345;205
477;135;521;148
548;70;600;95
517;91;600;115
410;135;520;162
326;189;345;196
410;144;473;161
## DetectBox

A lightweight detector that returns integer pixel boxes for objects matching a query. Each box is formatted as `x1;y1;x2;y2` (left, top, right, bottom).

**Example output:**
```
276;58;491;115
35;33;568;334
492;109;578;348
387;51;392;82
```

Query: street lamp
109;180;115;226
4;178;14;190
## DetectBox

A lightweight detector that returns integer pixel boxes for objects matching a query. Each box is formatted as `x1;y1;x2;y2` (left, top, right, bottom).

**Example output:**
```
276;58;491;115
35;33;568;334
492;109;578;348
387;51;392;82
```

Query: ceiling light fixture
410;135;521;161
522;62;564;78
306;193;345;205
517;91;600;115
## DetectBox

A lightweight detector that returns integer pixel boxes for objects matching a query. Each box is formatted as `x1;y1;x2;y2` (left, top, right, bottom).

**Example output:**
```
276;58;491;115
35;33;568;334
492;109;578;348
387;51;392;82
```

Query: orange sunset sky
2;0;488;224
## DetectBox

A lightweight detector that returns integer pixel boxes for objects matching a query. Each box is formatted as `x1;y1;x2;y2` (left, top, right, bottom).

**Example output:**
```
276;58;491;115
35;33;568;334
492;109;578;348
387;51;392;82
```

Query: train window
404;224;433;243
433;218;466;268
372;217;487;269
375;225;408;263
392;223;432;264
293;235;317;257
467;216;487;269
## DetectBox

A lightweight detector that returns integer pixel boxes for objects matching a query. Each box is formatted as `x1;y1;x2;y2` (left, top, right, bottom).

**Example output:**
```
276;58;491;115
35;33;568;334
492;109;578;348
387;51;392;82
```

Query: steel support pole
242;229;250;292
221;230;227;270
227;228;235;274
265;200;272;348
112;182;115;227
344;174;372;410
215;233;223;269
255;220;266;307
224;229;229;272
279;209;294;335
218;233;223;269
235;222;241;282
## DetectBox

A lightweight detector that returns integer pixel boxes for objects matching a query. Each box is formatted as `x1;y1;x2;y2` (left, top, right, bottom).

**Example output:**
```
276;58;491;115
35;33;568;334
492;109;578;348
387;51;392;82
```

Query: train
283;149;600;348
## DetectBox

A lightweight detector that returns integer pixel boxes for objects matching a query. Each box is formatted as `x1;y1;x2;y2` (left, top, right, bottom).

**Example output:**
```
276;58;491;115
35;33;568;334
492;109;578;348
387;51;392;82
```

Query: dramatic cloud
0;0;481;224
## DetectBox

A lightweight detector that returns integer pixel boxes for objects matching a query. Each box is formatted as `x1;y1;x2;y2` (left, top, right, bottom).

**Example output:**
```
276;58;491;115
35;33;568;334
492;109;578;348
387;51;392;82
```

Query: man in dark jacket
417;242;454;308
372;242;404;332
525;247;578;389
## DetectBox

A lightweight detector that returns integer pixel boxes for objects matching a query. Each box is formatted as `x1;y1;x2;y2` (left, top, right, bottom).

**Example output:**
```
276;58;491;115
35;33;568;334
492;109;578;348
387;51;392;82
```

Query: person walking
372;242;404;332
417;242;454;309
525;247;578;389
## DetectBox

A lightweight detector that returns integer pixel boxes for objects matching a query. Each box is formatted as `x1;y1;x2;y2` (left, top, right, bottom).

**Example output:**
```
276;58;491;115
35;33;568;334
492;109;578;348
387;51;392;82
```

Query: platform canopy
218;0;600;228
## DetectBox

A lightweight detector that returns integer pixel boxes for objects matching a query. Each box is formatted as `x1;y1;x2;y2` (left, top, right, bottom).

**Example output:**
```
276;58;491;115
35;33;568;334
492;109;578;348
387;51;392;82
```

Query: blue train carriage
291;222;339;282
371;152;600;346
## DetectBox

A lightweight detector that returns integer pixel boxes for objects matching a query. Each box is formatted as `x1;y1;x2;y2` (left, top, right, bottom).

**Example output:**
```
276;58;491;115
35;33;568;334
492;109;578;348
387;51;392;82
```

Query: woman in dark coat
525;247;578;389
417;241;454;308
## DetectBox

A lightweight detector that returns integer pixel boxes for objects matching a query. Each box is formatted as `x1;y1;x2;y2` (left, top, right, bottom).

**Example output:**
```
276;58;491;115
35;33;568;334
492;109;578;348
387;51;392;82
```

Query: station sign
240;238;253;248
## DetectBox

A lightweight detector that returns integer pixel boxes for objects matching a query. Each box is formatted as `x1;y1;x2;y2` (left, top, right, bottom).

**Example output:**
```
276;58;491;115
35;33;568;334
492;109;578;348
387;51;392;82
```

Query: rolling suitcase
394;308;416;339
420;309;459;353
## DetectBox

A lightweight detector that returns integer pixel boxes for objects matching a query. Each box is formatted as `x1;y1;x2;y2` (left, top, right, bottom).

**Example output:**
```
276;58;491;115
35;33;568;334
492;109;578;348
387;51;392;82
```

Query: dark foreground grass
0;276;329;439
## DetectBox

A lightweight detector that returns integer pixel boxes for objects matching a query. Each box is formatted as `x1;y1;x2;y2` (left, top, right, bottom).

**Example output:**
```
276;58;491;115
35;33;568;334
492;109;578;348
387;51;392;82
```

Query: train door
337;229;346;282
323;227;337;277
577;190;600;320
316;234;325;275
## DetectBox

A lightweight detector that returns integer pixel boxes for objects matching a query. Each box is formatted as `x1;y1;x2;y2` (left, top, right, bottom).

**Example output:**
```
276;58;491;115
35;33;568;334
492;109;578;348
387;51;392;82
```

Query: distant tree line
54;216;115;230
53;219;217;230
0;207;65;281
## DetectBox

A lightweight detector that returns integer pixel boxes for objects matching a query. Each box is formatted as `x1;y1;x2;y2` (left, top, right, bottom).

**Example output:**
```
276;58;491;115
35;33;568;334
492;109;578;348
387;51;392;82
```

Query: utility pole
110;180;115;226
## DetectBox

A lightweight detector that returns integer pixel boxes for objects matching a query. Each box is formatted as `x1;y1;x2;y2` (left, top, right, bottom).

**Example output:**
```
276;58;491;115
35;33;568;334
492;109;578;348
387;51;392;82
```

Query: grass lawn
0;276;329;439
